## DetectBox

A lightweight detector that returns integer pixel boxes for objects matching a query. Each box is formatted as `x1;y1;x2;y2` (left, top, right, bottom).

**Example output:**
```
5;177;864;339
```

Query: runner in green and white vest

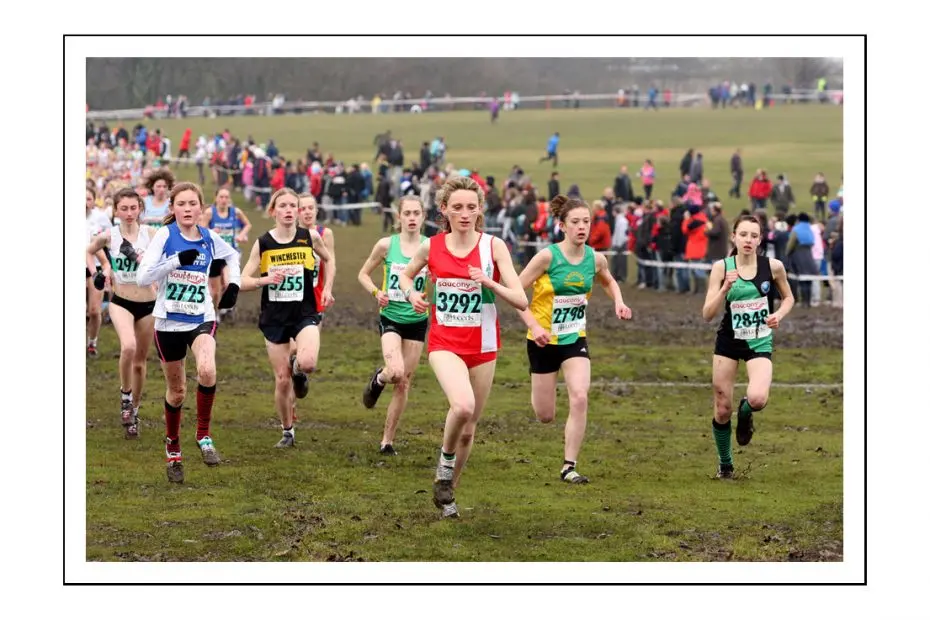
357;196;430;456
703;214;795;480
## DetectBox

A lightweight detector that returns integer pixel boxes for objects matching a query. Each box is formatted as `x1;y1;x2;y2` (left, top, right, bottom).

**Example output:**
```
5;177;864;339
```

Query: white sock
120;389;132;402
283;425;295;437
88;338;97;346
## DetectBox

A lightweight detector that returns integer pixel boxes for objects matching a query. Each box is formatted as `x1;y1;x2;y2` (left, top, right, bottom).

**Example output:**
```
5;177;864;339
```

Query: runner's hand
615;300;632;320
263;271;285;286
530;324;551;347
119;239;139;264
409;291;429;314
723;269;738;290
92;271;106;291
218;283;239;309
375;291;390;308
468;265;493;287
177;249;199;266
322;288;335;310
766;313;781;329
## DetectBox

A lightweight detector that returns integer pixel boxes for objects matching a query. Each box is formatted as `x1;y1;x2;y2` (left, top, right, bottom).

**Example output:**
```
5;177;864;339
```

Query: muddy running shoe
716;463;735;480
379;444;397;456
87;343;98;358
736;396;755;446
165;443;184;483
440;502;460;519
560;467;590;484
198;436;221;466
275;431;295;449
362;367;385;409
433;462;456;511
120;399;134;431
291;354;309;399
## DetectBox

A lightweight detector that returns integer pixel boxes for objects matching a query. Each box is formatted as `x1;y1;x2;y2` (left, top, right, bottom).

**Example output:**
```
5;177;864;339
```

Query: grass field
85;106;844;562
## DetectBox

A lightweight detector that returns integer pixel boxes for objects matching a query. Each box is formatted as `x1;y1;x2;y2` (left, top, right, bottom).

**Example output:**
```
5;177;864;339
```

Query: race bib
435;278;482;327
730;298;771;340
551;294;587;336
387;262;427;302
267;265;305;302
164;270;207;315
220;232;235;246
112;252;141;285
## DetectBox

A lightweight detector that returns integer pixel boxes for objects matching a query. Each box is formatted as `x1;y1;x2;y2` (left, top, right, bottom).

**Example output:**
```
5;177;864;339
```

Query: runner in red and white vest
399;176;527;519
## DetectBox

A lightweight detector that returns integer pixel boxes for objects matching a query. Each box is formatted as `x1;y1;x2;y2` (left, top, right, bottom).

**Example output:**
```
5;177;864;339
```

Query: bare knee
450;398;475;422
713;385;733;422
382;361;405;384
296;351;317;374
196;360;216;386
120;341;137;359
395;371;413;393
567;390;588;415
88;308;101;321
274;368;292;390
747;391;768;411
535;403;556;424
166;385;186;407
132;358;146;375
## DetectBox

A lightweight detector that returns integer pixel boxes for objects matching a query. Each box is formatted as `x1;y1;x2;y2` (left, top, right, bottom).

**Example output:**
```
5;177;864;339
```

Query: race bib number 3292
730;298;771;340
435;278;482;327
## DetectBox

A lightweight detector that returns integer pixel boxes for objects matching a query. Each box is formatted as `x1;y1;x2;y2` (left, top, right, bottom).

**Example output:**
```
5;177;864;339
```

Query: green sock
738;397;754;421
440;450;456;468
712;419;733;466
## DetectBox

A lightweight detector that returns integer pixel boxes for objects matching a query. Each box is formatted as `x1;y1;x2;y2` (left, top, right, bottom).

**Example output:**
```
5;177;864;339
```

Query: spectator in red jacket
749;168;772;211
270;160;286;192
588;200;612;251
682;204;709;294
178;128;192;163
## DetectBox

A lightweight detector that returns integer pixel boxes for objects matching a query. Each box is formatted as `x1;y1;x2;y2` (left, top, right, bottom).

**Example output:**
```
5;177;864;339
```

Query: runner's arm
357;238;389;296
136;227;178;287
322;227;335;282
238;240;266;292
769;259;795;320
236;209;252;238
309;229;334;293
490;237;529;310
515;249;552;330
398;239;430;293
701;260;729;322
594;252;625;304
210;230;241;287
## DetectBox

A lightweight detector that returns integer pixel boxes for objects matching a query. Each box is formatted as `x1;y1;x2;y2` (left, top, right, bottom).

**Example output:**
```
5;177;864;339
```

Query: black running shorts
526;337;590;375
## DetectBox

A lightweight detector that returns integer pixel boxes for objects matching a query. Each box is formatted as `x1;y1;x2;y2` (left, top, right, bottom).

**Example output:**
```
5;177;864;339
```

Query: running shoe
433;462;455;510
120;399;134;427
275;432;295;449
440;502;460;519
165;442;184;483
362;367;385;409
87;343;98;358
197;436;221;466
735;396;755;446
716;463;735;480
379;443;397;456
560;467;590;484
291;354;309;399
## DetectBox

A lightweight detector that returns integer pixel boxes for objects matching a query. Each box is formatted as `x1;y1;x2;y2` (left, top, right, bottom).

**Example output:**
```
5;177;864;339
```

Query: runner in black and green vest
357;196;430;456
516;195;633;484
703;214;795;479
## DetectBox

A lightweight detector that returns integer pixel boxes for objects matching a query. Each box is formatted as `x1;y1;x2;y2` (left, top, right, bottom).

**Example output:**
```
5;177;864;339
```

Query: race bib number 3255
730;298;771;340
267;265;304;302
435;278;482;327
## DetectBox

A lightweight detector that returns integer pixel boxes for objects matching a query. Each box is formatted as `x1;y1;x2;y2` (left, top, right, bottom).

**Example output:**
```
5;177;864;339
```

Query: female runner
239;188;335;448
398;176;528;518
517;195;632;484
357;195;429;455
141;168;174;230
702;215;795;479
87;187;158;438
201;187;252;318
136;182;242;483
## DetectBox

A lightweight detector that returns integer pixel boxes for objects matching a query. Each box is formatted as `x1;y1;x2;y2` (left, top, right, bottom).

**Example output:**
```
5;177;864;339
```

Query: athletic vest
258;228;318;326
208;205;239;250
109;225;152;286
312;225;328;312
142;196;171;229
381;234;428;325
160;223;214;324
427;232;499;355
528;244;595;345
717;255;776;353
